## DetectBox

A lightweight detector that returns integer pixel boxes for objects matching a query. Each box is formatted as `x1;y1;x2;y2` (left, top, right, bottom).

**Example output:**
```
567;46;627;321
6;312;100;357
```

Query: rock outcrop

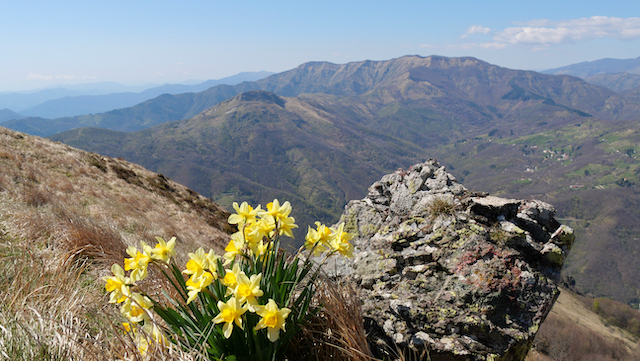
333;160;574;360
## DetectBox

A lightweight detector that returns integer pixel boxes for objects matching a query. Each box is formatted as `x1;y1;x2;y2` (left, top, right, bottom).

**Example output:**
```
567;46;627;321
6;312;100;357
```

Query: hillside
5;55;640;137
50;90;425;241
0;126;232;264
0;126;234;359
47;55;640;304
527;288;640;361
0;108;24;122
585;72;640;93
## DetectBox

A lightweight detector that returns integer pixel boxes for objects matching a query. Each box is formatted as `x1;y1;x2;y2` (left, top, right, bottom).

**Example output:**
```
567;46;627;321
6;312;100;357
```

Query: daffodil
212;297;248;338
222;262;244;290
123;322;165;357
233;273;263;311
103;264;131;303
250;239;272;260
243;224;264;251
305;222;332;255
254;299;291;342
124;243;152;281
183;247;208;279
121;292;153;323
329;223;354;258
253;216;276;238
277;215;298;238
150;236;176;263
223;232;245;265
228;202;261;228
186;270;214;304
262;199;292;222
205;249;220;270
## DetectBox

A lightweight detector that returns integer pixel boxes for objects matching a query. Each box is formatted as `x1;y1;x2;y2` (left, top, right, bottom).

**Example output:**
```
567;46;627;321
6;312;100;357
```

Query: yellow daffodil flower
186;271;214;304
212;297;248;339
121;292;153;323
103;264;131;303
253;216;276;238
223;232;245;265
183;247;208;279
222;262;244;290
122;322;165;357
228;202;261;227
329;223;354;258
263;199;292;221
124;244;152;282
304;222;332;255
205;249;220;270
150;236;176;263
254;299;291;342
233;273;263;311
277;215;298;238
250;239;272;260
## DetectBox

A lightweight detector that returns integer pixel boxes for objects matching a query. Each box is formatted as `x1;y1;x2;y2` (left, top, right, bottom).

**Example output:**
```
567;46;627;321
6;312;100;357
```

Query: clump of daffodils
103;199;353;360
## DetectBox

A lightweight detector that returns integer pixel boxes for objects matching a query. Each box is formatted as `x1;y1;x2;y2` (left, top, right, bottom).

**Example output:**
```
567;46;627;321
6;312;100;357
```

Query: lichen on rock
331;160;574;360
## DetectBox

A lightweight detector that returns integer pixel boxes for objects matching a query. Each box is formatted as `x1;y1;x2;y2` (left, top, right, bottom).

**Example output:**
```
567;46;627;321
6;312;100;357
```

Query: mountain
2;83;262;137
2;125;637;360
584;72;640;93
543;56;640;78
8;55;640;137
46;55;640;306
49;90;425;240
17;71;274;119
0;108;24;122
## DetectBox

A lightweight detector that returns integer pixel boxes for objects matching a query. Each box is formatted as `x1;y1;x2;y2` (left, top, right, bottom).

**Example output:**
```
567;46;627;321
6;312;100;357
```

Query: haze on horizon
1;0;639;92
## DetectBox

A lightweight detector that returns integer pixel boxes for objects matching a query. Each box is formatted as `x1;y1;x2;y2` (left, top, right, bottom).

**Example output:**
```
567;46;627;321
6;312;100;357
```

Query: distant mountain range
6;56;640;138
39;54;640;306
0;71;273;119
0;108;25;123
543;56;640;78
544;57;640;93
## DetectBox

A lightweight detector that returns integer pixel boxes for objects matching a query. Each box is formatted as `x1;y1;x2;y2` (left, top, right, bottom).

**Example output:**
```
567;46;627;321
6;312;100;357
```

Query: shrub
103;199;354;360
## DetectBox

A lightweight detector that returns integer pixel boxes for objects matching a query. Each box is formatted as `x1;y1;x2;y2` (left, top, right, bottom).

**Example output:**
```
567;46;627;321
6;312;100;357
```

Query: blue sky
2;0;639;91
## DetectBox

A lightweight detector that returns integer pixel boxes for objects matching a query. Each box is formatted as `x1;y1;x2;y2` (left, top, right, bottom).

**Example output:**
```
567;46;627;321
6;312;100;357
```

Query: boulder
333;160;574;360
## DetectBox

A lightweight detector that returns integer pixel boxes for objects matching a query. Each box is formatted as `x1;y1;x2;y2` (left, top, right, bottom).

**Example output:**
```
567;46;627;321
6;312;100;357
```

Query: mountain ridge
5;55;640;137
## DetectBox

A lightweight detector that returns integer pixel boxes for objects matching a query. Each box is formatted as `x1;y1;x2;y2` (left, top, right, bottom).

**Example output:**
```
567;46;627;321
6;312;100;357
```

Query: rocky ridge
334;160;574;360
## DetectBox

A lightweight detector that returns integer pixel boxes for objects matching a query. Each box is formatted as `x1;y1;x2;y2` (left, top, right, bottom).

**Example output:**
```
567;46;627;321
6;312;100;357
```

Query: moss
544;244;565;265
343;206;361;237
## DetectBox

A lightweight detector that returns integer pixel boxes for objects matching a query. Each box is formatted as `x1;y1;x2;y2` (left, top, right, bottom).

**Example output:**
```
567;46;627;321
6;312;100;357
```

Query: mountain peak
235;90;285;107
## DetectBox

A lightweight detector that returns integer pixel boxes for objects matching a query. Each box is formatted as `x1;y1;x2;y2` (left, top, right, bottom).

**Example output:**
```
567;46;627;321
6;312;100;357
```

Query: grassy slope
527;288;639;361
51;92;425;247
0;126;237;359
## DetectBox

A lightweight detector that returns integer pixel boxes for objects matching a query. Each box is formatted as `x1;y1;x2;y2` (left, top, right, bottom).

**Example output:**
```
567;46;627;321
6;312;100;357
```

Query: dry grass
289;276;373;361
527;289;640;361
0;127;374;360
0;127;233;360
426;195;458;218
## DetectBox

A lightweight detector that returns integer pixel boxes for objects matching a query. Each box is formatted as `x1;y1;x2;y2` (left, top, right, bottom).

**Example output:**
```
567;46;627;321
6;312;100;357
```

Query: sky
1;0;639;92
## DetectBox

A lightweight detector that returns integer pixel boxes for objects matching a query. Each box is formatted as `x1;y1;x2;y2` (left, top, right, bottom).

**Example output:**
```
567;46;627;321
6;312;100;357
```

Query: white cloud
461;25;492;39
455;16;640;52
494;16;640;45
458;42;508;50
26;73;53;80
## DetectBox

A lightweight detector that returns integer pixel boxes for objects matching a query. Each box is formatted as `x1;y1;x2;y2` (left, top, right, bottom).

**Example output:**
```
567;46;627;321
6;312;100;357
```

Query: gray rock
333;160;573;360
